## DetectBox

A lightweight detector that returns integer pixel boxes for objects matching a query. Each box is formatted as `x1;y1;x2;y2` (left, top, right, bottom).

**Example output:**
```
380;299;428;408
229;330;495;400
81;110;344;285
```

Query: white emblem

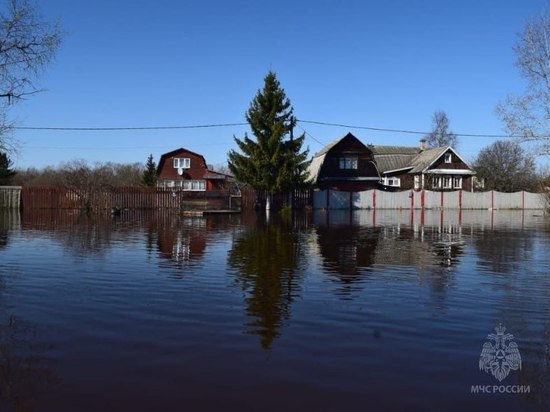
479;324;522;382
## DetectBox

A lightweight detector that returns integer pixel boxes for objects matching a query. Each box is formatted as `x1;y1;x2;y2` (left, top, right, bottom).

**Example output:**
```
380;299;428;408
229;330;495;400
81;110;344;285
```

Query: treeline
11;160;145;187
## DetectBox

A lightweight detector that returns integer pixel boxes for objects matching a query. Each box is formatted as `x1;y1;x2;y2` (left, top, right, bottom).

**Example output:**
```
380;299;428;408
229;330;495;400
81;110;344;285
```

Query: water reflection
0;208;548;409
227;213;308;349
0;316;57;412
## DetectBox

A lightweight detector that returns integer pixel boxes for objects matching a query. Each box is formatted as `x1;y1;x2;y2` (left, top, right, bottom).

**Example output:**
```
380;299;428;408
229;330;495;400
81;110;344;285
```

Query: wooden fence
20;187;241;210
240;188;312;209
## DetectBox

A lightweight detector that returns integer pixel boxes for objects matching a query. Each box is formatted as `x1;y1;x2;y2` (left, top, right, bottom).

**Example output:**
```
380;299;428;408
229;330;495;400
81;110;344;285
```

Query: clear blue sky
7;0;549;169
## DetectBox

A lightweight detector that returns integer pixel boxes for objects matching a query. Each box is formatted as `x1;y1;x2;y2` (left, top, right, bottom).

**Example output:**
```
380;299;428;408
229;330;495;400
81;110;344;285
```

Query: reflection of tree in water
0;315;57;412
315;224;379;297
228;215;308;349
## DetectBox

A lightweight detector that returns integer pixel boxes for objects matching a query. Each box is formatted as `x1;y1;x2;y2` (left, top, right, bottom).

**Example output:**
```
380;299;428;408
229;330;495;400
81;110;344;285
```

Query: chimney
419;139;427;151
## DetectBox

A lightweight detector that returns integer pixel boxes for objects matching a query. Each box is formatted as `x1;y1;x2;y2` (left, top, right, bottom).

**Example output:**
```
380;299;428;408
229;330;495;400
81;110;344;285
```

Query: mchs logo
471;324;530;395
479;324;522;382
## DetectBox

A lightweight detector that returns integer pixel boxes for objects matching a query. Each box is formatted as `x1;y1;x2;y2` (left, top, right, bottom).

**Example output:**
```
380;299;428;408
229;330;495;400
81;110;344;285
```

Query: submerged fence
19;187;240;210
0;186;21;209
313;189;547;210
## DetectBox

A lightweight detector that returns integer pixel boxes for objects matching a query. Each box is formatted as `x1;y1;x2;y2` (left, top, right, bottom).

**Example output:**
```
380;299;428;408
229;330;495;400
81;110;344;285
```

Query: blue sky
7;0;549;169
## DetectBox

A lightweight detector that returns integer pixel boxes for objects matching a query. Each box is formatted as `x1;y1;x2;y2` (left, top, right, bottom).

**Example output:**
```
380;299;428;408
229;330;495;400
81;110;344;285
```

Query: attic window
444;153;452;163
339;156;358;170
173;158;191;169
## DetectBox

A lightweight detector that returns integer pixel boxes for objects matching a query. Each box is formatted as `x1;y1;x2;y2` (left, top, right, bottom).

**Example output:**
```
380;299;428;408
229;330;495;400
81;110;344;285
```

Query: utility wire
11;122;248;131
296;119;530;139
9;118;531;139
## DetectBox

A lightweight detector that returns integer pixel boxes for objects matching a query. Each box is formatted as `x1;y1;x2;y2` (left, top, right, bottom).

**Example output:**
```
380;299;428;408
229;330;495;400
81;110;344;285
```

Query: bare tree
424;111;458;148
496;11;550;156
472;140;539;192
0;0;61;152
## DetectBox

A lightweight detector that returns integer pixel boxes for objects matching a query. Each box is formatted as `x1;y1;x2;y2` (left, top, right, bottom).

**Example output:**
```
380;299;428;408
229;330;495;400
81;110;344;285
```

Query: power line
8;118;534;139
11;122;248;131
296;119;529;139
295;123;326;146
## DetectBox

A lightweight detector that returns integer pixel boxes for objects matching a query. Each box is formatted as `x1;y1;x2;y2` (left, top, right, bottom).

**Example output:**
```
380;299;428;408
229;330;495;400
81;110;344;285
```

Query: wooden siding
158;149;208;181
316;135;379;191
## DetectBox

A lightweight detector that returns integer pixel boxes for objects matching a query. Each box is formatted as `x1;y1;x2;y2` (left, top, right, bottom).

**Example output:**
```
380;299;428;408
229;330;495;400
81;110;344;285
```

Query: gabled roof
307;132;370;183
408;147;448;173
156;147;207;174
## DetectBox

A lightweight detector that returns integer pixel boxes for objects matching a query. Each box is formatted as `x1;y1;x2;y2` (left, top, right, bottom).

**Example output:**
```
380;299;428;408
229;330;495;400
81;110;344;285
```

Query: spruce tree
141;154;157;187
0;152;16;185
228;71;309;209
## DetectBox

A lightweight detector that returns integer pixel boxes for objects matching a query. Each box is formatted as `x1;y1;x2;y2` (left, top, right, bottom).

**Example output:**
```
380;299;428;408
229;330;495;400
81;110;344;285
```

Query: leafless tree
424;111;458;148
496;11;550;156
0;0;61;152
472;140;539;192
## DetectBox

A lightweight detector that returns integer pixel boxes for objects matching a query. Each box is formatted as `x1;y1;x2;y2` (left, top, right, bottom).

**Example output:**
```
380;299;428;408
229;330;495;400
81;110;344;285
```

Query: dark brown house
307;133;380;191
308;133;475;192
372;140;475;191
156;148;232;191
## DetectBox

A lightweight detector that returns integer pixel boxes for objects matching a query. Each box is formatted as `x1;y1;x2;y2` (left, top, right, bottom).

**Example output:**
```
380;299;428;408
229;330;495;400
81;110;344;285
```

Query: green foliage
141;154;157;187
0;152;15;184
228;72;309;195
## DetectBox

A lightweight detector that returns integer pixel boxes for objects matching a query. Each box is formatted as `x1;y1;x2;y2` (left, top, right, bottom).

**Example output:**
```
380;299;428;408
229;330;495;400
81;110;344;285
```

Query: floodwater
0;208;549;412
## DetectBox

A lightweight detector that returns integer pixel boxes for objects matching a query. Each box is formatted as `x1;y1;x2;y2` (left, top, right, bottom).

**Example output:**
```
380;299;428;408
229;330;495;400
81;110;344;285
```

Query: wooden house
372;140;475;191
156;148;233;191
307;133;380;191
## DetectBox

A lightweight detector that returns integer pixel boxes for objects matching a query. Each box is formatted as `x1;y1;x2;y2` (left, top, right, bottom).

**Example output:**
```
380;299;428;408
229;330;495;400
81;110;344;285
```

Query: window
443;176;452;189
444;153;452;163
433;176;441;189
382;177;401;187
339;157;358;170
173;158;191;169
414;175;420;190
453;177;462;189
183;180;206;191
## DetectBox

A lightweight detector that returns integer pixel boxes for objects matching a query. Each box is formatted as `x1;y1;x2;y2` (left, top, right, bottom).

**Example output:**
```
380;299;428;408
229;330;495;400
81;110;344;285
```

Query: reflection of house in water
313;212;467;303
156;218;208;265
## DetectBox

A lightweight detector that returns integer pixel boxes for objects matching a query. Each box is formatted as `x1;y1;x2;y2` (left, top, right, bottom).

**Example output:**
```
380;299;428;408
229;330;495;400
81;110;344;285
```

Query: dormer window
444;153;452;163
173;158;191;169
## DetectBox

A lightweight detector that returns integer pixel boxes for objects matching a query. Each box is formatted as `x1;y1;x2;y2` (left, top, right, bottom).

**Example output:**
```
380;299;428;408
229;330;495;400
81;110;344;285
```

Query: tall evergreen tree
228;71;309;209
0;152;15;185
141;154;157;187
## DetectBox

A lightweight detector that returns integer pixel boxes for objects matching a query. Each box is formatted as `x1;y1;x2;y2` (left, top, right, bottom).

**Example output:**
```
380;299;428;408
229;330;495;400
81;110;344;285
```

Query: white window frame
173;157;191;169
339;156;358;170
443;176;452;189
382;176;401;187
453;177;462;189
183;179;206;191
433;176;441;189
414;175;420;190
444;153;452;163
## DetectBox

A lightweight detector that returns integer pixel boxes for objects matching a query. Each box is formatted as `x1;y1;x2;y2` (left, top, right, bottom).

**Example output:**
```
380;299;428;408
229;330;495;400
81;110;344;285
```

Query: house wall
158;150;208;181
413;149;473;191
317;137;379;192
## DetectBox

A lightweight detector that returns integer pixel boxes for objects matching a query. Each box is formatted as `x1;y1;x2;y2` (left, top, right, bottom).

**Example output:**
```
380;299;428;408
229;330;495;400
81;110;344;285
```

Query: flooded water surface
0;209;549;411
